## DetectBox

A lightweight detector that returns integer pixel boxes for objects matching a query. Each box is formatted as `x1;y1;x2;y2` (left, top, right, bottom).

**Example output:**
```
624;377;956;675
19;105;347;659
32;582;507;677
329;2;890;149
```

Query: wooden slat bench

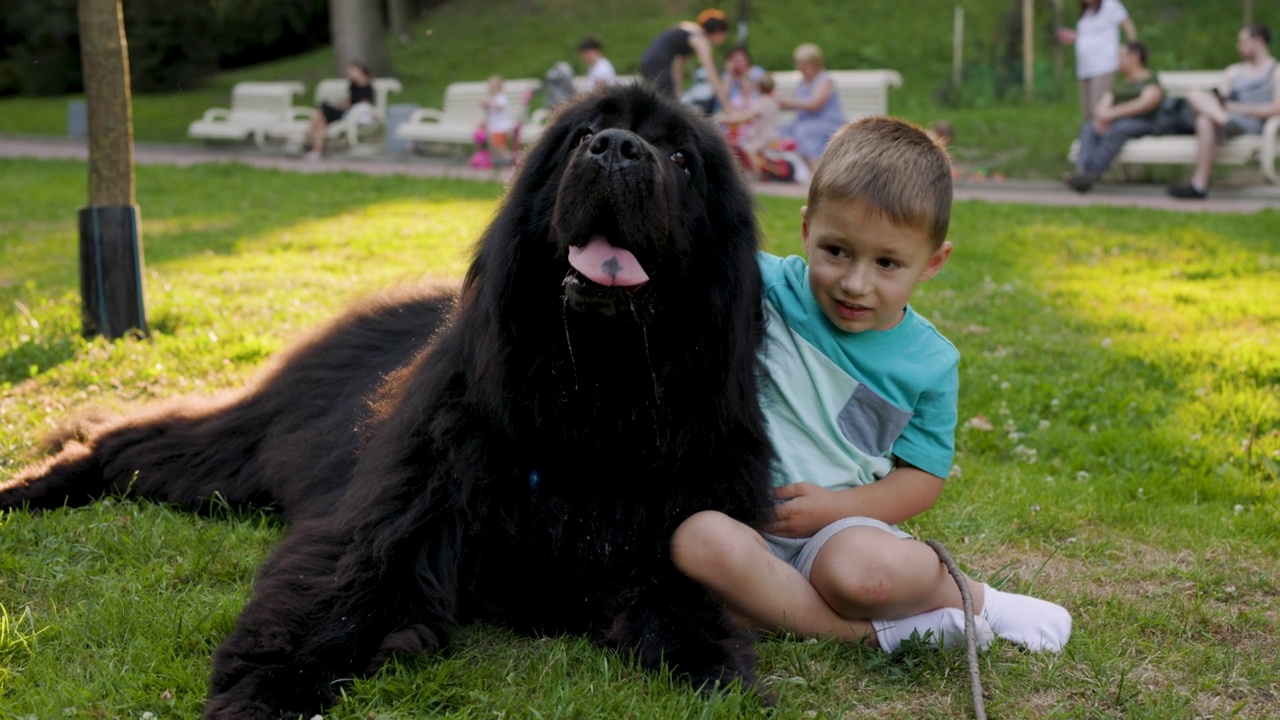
187;81;306;148
394;78;541;152
1067;70;1279;183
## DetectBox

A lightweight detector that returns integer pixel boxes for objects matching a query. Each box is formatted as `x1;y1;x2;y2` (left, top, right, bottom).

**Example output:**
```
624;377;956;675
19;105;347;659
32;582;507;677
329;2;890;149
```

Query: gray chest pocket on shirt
837;383;913;457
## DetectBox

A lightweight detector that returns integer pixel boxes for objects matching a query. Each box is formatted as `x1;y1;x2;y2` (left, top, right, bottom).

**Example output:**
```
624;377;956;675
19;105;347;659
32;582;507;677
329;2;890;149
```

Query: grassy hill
0;0;1274;178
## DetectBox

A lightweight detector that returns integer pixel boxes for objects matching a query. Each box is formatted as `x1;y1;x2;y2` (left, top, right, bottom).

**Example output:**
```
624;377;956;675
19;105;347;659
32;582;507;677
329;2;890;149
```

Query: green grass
0;0;1275;179
1;157;1279;717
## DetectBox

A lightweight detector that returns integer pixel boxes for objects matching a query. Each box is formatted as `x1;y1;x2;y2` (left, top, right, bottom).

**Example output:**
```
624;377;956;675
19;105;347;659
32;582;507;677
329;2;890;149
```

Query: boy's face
801;199;951;333
580;48;600;65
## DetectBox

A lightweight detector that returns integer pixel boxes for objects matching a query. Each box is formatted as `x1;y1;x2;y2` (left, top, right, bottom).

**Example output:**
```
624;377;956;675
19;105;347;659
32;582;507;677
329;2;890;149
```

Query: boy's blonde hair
758;73;775;94
807;116;953;248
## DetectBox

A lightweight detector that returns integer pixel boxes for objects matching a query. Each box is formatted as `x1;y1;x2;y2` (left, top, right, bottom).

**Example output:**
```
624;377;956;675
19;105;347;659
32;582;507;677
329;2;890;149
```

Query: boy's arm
763;464;944;538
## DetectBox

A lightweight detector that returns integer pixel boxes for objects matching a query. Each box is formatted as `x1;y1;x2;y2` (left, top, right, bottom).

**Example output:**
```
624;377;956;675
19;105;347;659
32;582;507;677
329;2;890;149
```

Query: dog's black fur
1;84;774;718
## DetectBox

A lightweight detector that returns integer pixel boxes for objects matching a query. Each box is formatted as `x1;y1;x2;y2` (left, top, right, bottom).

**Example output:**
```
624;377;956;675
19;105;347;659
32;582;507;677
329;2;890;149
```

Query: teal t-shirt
757;252;959;487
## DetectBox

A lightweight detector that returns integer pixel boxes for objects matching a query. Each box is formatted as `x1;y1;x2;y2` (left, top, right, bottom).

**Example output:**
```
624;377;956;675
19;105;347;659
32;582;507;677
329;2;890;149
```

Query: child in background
478;74;516;166
671;116;1073;654
724;72;781;179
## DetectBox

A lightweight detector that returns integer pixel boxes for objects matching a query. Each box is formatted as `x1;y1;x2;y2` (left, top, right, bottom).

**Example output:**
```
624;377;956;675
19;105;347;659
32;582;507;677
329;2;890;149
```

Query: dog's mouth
564;236;649;292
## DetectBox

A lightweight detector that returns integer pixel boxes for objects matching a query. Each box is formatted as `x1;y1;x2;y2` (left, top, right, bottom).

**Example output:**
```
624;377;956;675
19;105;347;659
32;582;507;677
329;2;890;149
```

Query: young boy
671;117;1073;654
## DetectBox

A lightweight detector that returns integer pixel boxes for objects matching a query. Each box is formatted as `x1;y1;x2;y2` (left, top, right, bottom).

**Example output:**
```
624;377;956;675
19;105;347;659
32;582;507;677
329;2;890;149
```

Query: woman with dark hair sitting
303;61;375;161
640;8;733;111
1065;41;1163;192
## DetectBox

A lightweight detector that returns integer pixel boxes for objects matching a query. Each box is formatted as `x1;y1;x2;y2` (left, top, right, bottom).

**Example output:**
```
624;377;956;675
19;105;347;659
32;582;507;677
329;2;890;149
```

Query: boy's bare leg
810;526;1071;652
672;511;879;643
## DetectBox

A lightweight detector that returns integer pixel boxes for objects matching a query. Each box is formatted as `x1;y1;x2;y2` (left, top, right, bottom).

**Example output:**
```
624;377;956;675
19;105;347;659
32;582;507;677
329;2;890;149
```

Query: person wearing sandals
1169;25;1280;200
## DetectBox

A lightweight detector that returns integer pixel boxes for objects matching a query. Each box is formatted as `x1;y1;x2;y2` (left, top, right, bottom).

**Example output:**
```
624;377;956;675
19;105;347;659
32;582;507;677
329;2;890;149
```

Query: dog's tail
0;390;279;514
1;283;459;520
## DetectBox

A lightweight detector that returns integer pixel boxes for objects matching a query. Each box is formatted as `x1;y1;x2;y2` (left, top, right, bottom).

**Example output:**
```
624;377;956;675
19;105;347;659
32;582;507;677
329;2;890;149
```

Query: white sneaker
303;150;322;162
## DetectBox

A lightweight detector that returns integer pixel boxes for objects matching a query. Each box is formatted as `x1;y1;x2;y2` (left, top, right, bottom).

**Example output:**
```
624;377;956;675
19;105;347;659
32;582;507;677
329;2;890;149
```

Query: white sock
981;584;1072;652
871;607;994;653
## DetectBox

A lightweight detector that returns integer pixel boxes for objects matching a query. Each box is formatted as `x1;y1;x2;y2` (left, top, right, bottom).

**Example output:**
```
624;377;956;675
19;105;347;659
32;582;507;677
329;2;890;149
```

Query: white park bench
187;81;306;148
395;78;541;152
771;69;905;126
265;77;403;152
1067;70;1280;183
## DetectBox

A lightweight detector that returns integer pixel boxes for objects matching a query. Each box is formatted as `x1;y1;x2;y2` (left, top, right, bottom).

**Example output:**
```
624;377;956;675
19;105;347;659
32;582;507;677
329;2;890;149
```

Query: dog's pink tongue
568;236;649;289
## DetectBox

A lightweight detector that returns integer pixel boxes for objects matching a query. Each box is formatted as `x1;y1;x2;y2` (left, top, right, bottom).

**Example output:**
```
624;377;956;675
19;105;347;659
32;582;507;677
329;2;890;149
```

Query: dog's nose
587;129;646;170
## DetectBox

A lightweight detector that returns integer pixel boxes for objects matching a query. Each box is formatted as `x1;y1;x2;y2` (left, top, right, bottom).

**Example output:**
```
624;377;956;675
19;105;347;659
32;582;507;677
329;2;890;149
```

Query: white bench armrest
1260;115;1280;184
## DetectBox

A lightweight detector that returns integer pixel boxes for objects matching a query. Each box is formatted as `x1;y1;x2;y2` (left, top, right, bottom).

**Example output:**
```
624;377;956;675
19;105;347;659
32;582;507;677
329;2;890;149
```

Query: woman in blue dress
779;44;846;168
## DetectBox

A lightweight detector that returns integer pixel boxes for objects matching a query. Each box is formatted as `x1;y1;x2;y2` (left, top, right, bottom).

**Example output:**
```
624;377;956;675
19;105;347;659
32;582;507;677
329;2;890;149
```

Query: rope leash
925;539;988;720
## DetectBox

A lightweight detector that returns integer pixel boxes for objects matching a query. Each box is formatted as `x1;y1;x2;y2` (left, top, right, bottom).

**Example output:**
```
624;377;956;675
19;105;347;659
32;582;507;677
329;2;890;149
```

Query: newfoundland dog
1;83;776;717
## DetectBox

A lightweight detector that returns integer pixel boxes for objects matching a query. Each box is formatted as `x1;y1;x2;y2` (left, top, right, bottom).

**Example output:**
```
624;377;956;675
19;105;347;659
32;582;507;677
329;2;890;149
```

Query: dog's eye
670;151;691;175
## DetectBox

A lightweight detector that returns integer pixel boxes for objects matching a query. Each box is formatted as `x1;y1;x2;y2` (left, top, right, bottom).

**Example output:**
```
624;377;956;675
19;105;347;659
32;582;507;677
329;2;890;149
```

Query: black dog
1;84;774;718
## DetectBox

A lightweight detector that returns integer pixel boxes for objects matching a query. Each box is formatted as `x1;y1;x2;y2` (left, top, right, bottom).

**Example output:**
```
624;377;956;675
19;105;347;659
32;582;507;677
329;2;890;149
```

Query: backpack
1152;97;1196;136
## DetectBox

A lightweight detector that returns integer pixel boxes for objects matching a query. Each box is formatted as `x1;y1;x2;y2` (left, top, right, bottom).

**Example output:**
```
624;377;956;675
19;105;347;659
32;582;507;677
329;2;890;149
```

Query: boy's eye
876;257;899;269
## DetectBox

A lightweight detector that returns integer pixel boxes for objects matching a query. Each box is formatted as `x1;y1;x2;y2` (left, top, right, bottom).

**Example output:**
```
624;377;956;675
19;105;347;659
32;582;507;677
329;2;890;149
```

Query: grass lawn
1;157;1278;718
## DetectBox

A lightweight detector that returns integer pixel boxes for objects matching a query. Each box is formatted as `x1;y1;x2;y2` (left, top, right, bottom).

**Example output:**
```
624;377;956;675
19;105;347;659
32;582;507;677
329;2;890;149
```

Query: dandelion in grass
1076;471;1090;481
1101;337;1113;349
1039;419;1051;430
950;465;963;479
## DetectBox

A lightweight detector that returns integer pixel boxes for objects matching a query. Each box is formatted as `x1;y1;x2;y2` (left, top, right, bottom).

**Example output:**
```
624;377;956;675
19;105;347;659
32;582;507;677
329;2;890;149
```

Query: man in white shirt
579;37;618;92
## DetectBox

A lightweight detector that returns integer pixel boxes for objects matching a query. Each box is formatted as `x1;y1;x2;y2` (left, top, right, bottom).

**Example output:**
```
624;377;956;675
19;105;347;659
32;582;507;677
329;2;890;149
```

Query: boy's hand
764;483;839;538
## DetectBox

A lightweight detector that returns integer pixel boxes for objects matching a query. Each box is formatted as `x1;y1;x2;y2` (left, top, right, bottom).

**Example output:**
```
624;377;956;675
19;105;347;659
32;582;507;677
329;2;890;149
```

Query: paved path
4;135;1278;214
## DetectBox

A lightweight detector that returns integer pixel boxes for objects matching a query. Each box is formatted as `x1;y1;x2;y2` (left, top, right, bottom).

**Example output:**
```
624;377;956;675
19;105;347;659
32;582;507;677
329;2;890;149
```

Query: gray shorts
764;516;912;580
1225;112;1264;137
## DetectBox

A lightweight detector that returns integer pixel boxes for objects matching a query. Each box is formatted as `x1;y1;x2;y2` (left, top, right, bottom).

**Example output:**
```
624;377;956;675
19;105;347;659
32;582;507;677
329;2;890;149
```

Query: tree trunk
388;0;414;43
330;0;395;77
77;0;147;339
79;0;133;207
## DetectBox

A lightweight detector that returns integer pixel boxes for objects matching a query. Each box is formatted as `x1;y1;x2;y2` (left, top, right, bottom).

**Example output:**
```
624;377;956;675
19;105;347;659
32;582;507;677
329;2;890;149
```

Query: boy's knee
812;527;910;607
670;510;756;578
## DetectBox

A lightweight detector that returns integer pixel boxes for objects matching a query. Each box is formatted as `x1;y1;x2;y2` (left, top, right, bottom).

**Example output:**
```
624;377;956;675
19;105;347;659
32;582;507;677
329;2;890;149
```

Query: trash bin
67;101;87;138
385;104;419;155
